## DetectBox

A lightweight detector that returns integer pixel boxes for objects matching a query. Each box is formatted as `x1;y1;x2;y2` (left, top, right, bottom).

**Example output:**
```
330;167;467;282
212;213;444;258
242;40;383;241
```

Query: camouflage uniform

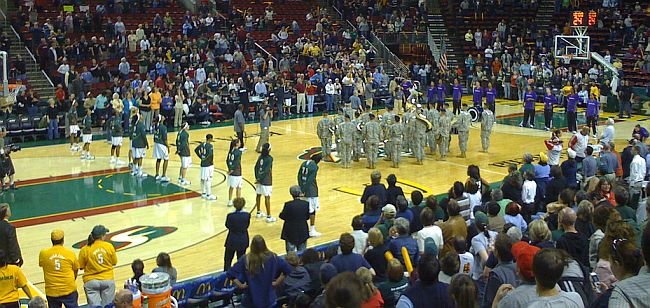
453;110;472;156
389;121;404;167
339;120;356;168
402;110;414;154
363;119;381;168
413;110;428;163
436;112;452;159
333;112;345;156
317;117;333;158
381;110;395;161
351;117;364;161
481;109;495;152
426;108;440;154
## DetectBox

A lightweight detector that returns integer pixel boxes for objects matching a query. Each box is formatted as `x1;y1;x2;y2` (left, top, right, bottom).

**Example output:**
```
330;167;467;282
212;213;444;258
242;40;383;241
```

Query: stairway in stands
427;14;460;73
534;0;556;31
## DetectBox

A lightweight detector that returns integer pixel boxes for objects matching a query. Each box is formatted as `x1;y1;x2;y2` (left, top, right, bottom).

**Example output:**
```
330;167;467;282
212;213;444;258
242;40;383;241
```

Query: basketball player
363;113;381;169
176;122;191;186
110;109;125;165
298;154;322;237
130;113;148;177
436;106;451;160
226;139;243;206
68;100;80;152
480;105;494;153
338;115;355;168
38;230;79;308
454;104;471;158
195;134;216;200
152;115;170;182
81;108;95;160
316;112;333;161
389;115;404;168
254;143;275;222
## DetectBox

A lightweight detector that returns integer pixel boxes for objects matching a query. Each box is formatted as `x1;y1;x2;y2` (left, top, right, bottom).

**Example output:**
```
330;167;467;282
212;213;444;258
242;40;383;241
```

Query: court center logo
72;226;177;251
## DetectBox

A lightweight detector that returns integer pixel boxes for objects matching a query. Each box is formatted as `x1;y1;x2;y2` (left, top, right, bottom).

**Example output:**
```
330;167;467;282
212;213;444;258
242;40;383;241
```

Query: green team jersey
68;110;78;125
194;142;214;167
131;121;148;148
82;115;92;134
254;155;273;186
112;116;123;136
153;124;167;145
175;130;190;157
297;160;318;197
226;149;242;176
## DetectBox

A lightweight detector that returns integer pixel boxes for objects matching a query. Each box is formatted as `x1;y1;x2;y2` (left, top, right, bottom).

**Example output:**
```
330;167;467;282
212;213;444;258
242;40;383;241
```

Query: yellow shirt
0;265;27;304
39;245;79;297
562;85;573;96
590;86;600;97
78;240;117;283
149;92;162;110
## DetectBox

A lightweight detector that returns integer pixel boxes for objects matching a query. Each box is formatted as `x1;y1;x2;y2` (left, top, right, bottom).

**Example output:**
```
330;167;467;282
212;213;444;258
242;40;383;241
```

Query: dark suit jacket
224;210;250;250
279;199;311;245
0;220;21;264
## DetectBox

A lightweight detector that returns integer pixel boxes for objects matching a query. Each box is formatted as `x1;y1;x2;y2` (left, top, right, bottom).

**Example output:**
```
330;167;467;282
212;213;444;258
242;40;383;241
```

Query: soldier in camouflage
481;106;495;152
412;104;428;165
338;114;356;168
402;106;414;155
363;113;381;169
389;115;403;168
333;108;346;158
453;104;472;158
381;105;395;161
426;103;440;155
352;111;363;161
436;107;452;160
317;112;334;161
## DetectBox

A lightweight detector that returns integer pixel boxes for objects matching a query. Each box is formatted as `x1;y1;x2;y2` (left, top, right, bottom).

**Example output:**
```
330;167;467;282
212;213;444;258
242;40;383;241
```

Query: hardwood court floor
11;101;639;303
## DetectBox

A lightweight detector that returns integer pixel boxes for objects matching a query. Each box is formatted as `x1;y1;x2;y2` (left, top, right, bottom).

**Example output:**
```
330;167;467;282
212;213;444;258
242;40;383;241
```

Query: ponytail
87;233;96;246
481;223;490;238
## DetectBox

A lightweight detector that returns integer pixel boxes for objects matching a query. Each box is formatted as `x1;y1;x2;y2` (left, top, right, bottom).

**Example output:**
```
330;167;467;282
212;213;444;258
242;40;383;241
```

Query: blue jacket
227;253;292;308
225;210;250;250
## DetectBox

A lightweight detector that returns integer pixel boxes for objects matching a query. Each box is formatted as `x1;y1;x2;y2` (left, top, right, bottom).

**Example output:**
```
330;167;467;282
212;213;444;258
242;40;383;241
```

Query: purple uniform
436;85;446;102
524;92;537;110
586;99;599;117
427;87;436;103
452;84;463;102
566;94;578;113
485;88;497;104
472;87;483;106
543;94;557;110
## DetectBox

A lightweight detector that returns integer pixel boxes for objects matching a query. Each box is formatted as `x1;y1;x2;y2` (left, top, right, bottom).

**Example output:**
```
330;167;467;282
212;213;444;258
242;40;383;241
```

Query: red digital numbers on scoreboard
572;11;585;26
588;10;597;26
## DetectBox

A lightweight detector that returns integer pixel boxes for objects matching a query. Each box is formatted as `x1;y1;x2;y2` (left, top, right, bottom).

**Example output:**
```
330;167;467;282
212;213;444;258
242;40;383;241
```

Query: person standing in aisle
298;154;323;237
520;86;537;128
453;104;471;158
389;115;404;168
480;105;494;153
317;113;333;161
256;101;272;153
255;143;276;223
339;115;355;168
152;115;170;182
175;122;192;186
543;88;557;131
226;139;243;207
233;104;246;150
566;88;579;133
195;134;216;201
130;113;148;177
39;230;78;308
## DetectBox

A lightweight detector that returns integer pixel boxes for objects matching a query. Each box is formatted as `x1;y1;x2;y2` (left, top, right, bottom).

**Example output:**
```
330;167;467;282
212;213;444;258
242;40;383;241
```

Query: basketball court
6;96;641;303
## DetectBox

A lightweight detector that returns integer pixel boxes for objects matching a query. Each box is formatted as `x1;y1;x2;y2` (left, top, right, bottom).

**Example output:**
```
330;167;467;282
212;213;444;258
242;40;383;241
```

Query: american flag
438;35;448;72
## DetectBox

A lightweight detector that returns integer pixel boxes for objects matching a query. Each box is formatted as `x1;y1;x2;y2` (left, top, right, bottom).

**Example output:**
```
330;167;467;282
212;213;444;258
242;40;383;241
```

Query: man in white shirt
599;118;616;145
417;207;443;255
569;126;590;162
629;145;647;202
139;38;151;52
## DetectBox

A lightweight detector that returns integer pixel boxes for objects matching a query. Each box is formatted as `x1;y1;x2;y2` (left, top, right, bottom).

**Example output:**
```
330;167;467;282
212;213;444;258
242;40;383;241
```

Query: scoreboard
571;10;597;27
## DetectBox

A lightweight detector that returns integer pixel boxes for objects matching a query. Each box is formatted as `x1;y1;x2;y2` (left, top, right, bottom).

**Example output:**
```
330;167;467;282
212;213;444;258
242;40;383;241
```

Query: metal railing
331;5;410;78
254;42;277;63
373;31;428;45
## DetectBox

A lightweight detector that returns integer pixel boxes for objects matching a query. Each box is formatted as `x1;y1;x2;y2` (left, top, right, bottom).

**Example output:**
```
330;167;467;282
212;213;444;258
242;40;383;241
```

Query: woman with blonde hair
356;267;384;308
528;219;554;248
364;227;388;280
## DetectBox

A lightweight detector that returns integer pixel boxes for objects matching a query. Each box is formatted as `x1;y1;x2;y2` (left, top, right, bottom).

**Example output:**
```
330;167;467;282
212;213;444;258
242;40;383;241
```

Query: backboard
554;35;590;61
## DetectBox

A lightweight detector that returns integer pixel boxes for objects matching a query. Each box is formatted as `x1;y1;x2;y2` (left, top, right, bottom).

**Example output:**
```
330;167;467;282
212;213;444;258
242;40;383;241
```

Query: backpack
557;261;594;306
